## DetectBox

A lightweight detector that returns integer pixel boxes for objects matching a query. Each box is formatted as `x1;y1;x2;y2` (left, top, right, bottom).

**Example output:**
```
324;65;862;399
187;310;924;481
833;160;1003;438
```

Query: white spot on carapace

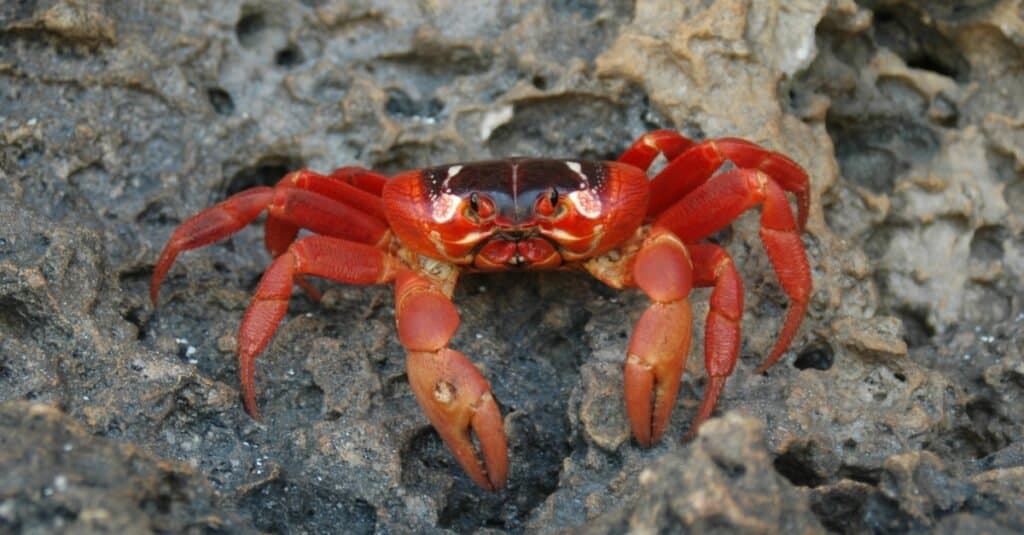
565;161;588;184
568;189;601;218
444;162;468;190
441;165;463;191
431;192;461;223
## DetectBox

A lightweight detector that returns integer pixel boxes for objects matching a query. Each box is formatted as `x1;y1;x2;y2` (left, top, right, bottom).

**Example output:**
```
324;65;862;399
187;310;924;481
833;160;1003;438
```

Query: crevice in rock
773;448;826;488
223;155;303;198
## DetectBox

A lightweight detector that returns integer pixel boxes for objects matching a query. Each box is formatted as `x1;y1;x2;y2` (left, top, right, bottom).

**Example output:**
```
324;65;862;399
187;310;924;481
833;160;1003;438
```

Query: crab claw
624;300;693;446
406;349;509;491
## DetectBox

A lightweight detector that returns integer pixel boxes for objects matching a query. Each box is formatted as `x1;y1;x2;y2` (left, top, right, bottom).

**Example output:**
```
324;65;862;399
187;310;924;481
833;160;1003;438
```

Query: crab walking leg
151;187;272;303
327;166;388;197
395;270;508;491
655;169;812;372
238;236;399;418
151;178;390;304
622;228;694;446
263;168;390;258
685;243;744;439
753;180;812;373
263;183;388;245
263;167;391;258
263;217;325;302
260;169;392;301
617;129;696;169
644;137;811;229
277;169;387;221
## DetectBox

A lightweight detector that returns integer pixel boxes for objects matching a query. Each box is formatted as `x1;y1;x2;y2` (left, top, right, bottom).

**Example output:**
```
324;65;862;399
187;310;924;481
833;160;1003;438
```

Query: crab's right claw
406;348;509;491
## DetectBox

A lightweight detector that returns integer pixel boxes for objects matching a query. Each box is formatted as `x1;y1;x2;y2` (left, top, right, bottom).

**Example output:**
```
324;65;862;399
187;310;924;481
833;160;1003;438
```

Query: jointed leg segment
617;129;696;170
238;236;399;417
657;168;811;412
687;243;743;439
151;186;274;303
643;137;810;229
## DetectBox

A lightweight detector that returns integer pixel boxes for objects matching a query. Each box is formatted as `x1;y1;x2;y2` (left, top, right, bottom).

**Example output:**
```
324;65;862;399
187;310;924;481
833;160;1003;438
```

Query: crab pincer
406;349;508;490
395;270;508;490
620;228;694;446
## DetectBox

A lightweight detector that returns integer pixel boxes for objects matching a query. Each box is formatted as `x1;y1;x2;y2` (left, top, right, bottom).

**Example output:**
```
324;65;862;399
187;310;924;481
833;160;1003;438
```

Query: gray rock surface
1;0;1021;533
0;401;245;533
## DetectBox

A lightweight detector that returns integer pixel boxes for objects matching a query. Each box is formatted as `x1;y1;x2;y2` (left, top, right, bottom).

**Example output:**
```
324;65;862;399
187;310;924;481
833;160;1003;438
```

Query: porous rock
1;0;1022;532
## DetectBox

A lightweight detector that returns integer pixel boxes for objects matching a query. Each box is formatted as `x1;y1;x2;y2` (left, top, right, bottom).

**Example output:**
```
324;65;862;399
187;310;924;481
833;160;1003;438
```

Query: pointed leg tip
488;477;506;492
683;375;727;443
240;366;262;421
149;270;167;307
242;395;261;420
628;410;668;448
485;469;508;492
682;424;703;445
150;246;180;307
756;330;799;373
464;465;496;491
465;463;506;492
756;299;809;374
754;356;780;375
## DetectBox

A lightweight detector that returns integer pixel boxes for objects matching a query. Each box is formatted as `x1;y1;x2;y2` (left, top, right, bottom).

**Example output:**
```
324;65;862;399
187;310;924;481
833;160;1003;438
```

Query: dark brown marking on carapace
421;158;607;224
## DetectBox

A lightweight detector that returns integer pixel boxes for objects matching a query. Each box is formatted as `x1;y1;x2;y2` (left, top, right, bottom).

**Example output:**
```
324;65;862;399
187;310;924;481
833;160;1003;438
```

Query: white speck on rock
480;104;514;141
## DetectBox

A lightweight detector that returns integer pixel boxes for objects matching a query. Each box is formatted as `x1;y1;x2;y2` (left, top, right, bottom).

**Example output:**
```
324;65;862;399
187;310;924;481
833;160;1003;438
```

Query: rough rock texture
575;413;825;534
0;401;245;532
0;0;1021;533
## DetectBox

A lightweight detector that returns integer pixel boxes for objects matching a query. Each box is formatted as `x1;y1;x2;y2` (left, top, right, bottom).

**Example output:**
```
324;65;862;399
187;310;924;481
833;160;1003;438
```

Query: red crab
150;130;811;491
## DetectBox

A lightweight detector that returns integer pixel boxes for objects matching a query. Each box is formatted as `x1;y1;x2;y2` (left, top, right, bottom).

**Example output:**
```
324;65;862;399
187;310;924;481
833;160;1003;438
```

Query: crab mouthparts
475;234;561;269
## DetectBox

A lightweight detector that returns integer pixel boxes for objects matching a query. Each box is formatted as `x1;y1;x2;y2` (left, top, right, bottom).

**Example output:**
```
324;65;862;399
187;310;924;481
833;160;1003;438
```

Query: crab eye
466;192;495;220
536;187;562;217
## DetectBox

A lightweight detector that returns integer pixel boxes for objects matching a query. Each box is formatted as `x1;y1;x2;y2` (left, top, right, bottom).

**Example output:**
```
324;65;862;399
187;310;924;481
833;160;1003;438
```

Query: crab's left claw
407;349;508;491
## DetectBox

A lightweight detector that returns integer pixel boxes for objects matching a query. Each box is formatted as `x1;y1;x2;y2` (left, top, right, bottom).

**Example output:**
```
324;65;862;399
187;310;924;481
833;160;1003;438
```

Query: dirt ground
1;0;1022;533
